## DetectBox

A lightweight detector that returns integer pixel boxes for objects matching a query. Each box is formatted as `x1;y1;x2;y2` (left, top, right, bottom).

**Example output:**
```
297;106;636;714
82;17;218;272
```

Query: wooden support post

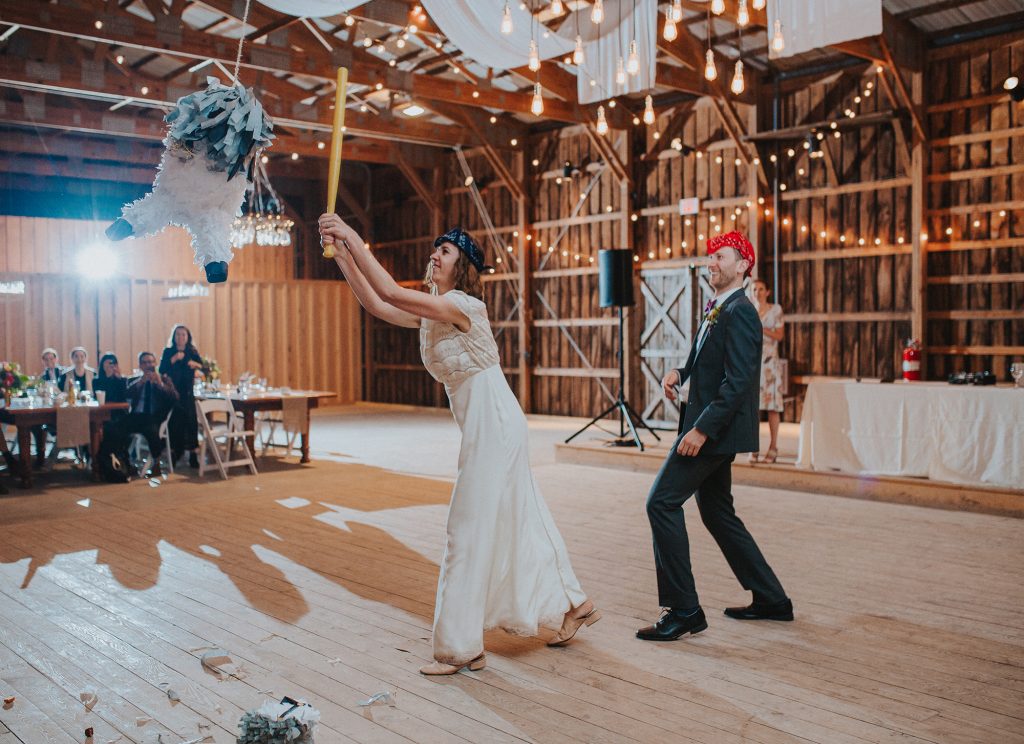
393;149;441;215
515;151;532;411
910;69;927;374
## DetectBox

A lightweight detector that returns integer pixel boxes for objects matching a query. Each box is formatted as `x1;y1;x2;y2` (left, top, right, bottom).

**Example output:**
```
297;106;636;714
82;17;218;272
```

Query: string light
627;39;640;75
531;83;544;116
737;0;750;27
663;17;678;41
501;1;513;34
574;35;585;64
671;0;683;22
528;40;540;71
591;0;604;24
772;20;785;53
616;57;626;86
596;105;609;134
730;59;744;95
643;95;655;124
753;0;766;8
550;0;564;14
711;0;725;14
704;49;717;81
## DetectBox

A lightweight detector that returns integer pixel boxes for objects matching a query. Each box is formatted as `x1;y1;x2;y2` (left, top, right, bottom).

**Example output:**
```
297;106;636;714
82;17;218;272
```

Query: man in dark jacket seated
103;351;179;477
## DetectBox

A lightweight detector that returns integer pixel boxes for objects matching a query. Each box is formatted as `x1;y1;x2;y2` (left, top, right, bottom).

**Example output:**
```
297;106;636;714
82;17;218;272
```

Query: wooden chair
196;398;257;479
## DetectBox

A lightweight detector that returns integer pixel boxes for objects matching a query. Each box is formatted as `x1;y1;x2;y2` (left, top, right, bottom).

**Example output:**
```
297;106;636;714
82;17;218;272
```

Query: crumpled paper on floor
80;691;98;711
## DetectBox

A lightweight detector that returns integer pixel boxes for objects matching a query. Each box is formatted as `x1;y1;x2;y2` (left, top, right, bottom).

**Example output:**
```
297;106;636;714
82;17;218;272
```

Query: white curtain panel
768;0;882;59
257;0;363;17
559;0;657;105
421;0;574;71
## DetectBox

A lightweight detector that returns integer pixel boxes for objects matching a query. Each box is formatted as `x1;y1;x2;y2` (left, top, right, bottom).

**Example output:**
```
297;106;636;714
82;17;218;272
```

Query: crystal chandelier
230;159;294;248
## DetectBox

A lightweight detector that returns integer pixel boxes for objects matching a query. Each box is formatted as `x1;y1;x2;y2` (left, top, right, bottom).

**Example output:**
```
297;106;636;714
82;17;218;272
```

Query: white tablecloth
797;380;1024;489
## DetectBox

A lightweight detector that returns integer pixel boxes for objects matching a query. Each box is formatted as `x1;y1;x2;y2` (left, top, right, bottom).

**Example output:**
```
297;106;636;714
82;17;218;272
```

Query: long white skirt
432;365;587;664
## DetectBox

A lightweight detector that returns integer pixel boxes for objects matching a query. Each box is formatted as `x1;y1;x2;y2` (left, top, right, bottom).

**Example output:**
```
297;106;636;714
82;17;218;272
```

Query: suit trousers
646;439;787;610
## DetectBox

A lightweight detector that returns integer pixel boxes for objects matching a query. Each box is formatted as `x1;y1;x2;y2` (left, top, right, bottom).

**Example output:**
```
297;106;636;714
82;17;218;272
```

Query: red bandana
707;231;755;269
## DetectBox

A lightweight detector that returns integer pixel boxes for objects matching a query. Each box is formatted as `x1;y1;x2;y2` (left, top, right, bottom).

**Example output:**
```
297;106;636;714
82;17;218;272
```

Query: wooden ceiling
0;0;1021;186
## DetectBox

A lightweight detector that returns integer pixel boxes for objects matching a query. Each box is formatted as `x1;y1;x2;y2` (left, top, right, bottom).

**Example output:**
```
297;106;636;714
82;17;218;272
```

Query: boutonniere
704;304;723;327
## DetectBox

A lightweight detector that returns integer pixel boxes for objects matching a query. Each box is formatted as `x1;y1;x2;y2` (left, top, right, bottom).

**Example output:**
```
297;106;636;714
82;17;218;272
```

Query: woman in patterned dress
751;279;784;463
318;214;599;676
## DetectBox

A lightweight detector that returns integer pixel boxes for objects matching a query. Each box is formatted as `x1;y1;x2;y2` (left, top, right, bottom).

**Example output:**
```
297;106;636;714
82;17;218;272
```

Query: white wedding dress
421;290;587;664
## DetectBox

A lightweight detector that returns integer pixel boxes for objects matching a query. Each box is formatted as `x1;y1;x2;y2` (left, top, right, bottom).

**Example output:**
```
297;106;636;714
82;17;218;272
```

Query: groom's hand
676;428;707;457
661;369;680;402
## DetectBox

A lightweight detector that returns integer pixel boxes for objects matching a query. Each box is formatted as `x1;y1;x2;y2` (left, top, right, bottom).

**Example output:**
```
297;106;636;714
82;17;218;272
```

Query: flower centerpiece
0;362;30;405
200;356;221;382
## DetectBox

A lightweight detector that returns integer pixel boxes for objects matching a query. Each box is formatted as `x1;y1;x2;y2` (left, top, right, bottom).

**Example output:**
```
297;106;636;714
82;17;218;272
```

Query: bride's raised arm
330;242;420;329
319;213;469;329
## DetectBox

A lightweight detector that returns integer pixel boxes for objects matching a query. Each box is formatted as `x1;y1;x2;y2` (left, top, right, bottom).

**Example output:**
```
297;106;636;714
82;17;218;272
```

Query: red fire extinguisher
902;338;922;381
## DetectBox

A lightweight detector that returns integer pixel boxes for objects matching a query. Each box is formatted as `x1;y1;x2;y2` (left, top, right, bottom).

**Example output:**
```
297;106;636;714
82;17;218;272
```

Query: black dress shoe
724;598;794;621
636;608;708;641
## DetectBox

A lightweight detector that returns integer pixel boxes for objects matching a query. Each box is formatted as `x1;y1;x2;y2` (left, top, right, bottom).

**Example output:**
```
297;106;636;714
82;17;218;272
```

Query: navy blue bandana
434;227;492;273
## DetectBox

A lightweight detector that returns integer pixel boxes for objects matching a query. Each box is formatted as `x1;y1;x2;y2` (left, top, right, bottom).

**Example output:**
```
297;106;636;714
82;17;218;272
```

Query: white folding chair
196;397;258;479
129;409;174;474
256;410;285;455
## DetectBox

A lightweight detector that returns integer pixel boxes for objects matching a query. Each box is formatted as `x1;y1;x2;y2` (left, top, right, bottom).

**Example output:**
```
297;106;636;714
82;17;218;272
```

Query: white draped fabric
570;0;657;105
797;380;1024;490
421;0;574;72
422;0;656;106
768;0;882;59
257;0;363;17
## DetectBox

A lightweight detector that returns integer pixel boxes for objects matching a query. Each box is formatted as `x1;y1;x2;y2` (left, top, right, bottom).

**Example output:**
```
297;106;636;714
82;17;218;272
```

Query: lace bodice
420;290;501;388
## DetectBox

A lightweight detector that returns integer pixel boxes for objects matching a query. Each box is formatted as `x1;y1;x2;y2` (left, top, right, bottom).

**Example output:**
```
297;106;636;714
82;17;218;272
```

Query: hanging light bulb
627;39;640;75
501;1;513;34
643;95;655;125
752;0;766;9
730;59;744;95
596;105;609;135
615;56;626;86
737;0;750;27
711;0;725;15
550;0;564;14
573;34;585;64
528;39;540;71
591;0;604;24
704;48;717;81
671;0;683;22
663;17;678;41
531;82;544;116
772;19;785;53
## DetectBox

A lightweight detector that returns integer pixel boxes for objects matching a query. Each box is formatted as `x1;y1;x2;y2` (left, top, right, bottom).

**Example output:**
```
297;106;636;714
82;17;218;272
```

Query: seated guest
32;347;62;467
105;351;178;477
39;347;61;385
62;346;95;396
95;352;128;420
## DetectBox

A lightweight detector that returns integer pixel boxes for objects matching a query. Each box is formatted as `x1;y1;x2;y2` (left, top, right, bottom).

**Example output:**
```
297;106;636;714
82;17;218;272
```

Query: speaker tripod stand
565;306;660;451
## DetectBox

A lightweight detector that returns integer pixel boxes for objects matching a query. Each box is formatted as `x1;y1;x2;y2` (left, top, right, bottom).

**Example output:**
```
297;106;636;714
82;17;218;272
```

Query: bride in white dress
318;215;600;675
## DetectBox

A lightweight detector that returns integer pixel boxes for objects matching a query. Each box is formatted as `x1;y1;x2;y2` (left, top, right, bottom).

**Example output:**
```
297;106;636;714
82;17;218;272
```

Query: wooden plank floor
1;403;1022;743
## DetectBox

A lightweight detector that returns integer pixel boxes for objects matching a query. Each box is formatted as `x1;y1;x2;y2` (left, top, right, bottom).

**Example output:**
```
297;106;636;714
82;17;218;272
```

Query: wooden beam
0;99;402;163
780;176;912;201
910;68;926;353
336;181;373;239
878;35;926;143
582;123;630;186
0;154;155;183
392;147;440;215
745;110;899;141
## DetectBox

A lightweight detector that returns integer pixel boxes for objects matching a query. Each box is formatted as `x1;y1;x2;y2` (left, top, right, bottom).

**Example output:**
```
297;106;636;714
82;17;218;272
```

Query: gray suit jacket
675;289;762;454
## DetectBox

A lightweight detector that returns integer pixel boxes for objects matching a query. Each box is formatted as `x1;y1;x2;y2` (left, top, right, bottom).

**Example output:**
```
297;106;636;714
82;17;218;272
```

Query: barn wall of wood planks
364;39;1022;419
0;217;362;403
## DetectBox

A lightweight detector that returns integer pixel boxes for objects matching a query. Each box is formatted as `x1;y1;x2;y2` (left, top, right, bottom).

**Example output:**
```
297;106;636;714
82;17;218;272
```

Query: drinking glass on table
1011;363;1024;388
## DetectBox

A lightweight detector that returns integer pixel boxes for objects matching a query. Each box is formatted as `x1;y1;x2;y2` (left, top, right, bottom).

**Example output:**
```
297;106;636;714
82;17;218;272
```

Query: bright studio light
77;243;117;280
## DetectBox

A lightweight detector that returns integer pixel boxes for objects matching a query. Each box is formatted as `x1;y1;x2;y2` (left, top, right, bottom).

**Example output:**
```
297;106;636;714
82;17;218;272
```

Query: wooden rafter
393;146;441;214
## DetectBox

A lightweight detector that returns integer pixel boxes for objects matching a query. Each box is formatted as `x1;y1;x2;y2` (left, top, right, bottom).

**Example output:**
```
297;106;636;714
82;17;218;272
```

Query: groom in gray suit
637;231;792;641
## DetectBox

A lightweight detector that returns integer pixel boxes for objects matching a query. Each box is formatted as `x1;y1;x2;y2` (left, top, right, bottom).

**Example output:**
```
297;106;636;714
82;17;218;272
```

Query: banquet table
797;379;1024;489
197;389;335;462
0;402;129;488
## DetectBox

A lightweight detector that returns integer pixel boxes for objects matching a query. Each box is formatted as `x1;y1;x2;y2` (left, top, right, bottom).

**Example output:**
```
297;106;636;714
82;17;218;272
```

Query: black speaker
599;249;634;308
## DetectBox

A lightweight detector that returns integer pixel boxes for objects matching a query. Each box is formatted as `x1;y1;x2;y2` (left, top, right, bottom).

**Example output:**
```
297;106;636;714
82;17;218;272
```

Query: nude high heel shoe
547;600;602;646
419;654;487;676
